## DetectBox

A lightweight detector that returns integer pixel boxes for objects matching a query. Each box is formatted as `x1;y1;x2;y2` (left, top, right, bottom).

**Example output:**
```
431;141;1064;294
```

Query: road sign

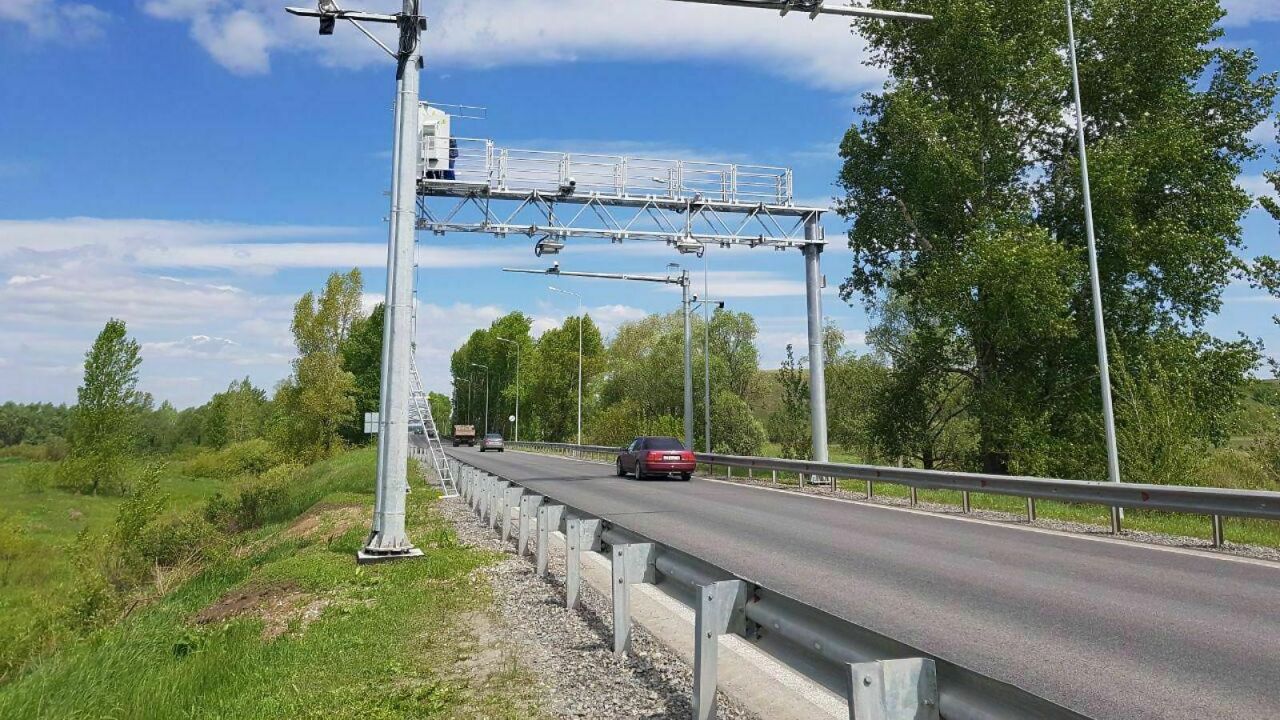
364;412;379;434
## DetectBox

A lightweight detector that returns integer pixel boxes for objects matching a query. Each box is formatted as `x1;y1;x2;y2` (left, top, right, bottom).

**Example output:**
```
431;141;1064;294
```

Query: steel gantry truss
418;135;832;460
416;137;825;254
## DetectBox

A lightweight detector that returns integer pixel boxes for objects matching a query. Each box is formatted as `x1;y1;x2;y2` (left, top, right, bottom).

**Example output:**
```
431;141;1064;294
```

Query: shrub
203;462;304;533
1204;448;1273;491
17;462;54;494
53;453;129;496
185;438;284;480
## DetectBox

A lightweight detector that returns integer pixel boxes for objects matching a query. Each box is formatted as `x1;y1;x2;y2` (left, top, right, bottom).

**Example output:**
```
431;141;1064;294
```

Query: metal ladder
409;355;458;497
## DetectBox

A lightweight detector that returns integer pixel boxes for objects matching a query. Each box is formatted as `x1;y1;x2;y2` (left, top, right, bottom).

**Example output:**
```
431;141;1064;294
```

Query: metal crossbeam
418;193;820;251
416;135;823;253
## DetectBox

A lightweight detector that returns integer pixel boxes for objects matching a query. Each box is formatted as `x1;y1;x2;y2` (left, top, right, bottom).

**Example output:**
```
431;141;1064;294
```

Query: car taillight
682;451;694;461
647;451;665;461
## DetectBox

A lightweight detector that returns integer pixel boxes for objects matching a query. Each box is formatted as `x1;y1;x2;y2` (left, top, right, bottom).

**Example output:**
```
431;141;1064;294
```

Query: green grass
0;450;537;719
0;459;227;680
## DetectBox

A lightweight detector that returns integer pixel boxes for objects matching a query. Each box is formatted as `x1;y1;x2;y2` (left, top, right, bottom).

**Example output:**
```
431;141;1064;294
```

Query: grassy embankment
0;448;541;719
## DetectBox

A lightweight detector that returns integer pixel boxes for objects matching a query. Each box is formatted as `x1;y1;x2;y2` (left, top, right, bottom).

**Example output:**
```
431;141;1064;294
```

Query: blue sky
1;0;1278;408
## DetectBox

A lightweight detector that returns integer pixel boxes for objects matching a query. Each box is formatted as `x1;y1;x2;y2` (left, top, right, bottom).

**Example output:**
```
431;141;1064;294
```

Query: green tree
204;378;269;447
428;392;452;436
524;315;604;442
66;319;144;494
839;0;1275;477
339;302;384;443
767;345;810;459
272;270;361;458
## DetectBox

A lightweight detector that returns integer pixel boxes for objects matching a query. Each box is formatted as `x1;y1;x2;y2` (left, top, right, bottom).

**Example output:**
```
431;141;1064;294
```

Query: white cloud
1241;173;1279;204
142;0;884;91
0;217;360;253
192;8;272;74
1249;120;1277;148
1220;0;1280;27
0;0;108;40
673;270;808;298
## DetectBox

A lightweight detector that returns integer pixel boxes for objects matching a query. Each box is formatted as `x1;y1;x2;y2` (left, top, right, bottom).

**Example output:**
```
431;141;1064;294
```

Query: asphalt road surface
445;445;1280;720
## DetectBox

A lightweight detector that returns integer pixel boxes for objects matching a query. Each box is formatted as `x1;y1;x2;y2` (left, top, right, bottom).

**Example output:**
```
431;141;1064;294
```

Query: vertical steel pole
483;371;490;435
364;0;421;558
514;347;520;441
683;272;695;450
703;257;712;453
1066;0;1123;518
803;217;829;463
577;301;584;445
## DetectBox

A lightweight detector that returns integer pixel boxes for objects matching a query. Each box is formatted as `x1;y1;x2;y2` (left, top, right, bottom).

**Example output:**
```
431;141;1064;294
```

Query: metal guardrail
505;441;1280;547
447;453;1089;720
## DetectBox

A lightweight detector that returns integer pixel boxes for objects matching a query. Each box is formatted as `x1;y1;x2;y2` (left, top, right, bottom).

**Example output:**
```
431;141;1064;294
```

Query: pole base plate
356;547;424;565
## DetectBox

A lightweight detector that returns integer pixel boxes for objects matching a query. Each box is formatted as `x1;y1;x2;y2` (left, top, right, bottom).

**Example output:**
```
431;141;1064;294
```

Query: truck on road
452;425;476;447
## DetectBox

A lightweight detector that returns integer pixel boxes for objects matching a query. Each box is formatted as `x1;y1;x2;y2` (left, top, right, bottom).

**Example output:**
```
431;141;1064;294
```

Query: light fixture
535;237;565;257
675;237;705;257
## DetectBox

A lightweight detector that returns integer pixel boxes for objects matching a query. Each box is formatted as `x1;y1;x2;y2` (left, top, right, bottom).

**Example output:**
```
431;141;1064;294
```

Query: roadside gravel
439;495;759;720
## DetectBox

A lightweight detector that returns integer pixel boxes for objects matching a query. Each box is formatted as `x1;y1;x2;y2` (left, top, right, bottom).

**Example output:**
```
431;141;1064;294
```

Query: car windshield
485;434;502;440
645;437;684;450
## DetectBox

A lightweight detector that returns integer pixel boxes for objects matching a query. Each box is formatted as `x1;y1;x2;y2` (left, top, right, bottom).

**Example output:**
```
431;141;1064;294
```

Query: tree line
0;268;455;495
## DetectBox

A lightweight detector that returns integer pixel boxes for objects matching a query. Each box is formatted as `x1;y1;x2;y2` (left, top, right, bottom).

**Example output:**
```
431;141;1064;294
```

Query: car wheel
681;472;691;482
616;460;626;477
636;461;647;480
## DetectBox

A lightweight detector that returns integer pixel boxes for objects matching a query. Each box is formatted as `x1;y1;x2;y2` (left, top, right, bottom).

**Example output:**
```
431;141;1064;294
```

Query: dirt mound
193;581;330;640
283;504;366;543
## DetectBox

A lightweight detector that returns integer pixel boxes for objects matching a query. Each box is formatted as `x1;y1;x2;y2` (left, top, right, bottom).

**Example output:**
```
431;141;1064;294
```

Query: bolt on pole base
356;547;425;565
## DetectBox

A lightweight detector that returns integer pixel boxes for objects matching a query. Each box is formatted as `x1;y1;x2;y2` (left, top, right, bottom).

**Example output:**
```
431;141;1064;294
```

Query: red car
616;436;695;481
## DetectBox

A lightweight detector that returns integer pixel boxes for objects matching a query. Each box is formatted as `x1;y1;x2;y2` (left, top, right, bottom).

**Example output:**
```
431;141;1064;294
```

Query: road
445;445;1280;720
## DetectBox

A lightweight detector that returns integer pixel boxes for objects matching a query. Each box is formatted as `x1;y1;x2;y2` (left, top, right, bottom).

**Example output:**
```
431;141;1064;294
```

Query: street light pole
496;337;520;441
682;270;694;451
506;265;693;449
471;362;489;435
1066;0;1123;524
703;254;712;452
549;286;584;445
288;0;425;562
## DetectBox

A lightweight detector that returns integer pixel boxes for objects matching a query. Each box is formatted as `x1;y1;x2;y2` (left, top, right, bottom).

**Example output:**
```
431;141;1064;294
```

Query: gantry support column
361;0;424;562
802;214;829;464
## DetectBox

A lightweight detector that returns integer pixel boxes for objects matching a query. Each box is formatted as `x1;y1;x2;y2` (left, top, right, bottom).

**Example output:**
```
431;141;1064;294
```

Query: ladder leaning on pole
408;355;458;497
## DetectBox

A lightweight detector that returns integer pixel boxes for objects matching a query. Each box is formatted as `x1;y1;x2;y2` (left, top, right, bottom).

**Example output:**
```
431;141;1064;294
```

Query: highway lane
445;445;1280;720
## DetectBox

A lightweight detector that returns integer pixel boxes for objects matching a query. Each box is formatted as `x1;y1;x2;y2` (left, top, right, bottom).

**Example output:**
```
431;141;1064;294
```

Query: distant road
445;445;1280;720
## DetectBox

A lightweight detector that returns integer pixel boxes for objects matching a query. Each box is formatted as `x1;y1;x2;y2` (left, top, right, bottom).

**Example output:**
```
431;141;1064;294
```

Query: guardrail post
1110;506;1122;534
1026;497;1037;523
847;658;940;720
478;474;489;515
909;487;918;507
1212;514;1224;548
565;515;602;610
502;486;524;543
611;542;657;656
694;579;748;720
490;480;511;530
518;495;544;556
961;491;971;514
771;470;777;486
747;467;753;480
865;480;873;500
536;504;565;576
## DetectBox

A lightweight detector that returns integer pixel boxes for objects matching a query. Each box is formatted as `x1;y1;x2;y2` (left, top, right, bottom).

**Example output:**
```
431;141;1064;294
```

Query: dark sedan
616;436;695;480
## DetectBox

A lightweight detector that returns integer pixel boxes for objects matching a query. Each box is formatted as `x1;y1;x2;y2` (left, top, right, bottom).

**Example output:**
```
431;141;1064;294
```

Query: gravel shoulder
439;495;759;720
